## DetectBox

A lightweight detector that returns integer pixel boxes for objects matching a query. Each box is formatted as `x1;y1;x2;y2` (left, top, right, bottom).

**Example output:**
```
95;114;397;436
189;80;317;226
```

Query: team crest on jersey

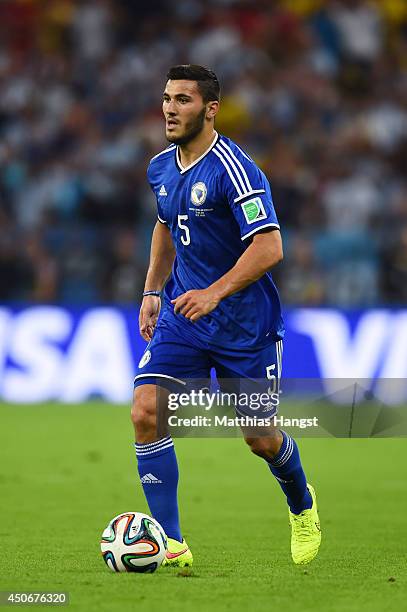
191;182;207;206
138;350;151;368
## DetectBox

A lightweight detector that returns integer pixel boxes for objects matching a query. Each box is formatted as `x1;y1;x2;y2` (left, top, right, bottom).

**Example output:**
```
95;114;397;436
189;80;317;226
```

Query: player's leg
132;322;210;565
213;340;321;563
214;340;312;511
131;383;183;542
241;423;321;565
243;427;312;515
245;430;313;516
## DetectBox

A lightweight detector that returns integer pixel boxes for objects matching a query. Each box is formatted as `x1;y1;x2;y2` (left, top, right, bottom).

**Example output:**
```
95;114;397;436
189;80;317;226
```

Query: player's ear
206;100;219;120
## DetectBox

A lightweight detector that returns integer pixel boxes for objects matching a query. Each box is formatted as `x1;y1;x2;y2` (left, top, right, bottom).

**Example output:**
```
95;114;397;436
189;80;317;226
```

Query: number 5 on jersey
178;214;190;246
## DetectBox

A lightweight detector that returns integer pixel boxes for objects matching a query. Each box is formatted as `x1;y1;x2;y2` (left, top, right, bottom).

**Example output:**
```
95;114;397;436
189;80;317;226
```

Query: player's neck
178;129;217;169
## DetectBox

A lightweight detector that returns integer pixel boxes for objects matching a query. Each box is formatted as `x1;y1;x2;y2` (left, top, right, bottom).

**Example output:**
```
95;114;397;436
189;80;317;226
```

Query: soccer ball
100;512;167;573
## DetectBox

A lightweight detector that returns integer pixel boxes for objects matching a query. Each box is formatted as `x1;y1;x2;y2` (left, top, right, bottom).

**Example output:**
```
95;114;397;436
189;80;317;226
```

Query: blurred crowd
0;0;406;306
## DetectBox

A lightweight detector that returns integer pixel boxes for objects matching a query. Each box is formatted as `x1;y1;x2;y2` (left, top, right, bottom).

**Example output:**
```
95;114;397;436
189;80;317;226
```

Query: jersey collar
175;131;219;174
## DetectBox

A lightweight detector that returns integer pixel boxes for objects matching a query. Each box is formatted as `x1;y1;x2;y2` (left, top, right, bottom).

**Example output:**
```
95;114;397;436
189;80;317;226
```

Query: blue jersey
147;132;284;349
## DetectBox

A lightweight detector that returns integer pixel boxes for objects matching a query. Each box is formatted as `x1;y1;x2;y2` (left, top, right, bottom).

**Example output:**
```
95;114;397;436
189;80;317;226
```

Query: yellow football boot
162;538;193;567
289;483;321;565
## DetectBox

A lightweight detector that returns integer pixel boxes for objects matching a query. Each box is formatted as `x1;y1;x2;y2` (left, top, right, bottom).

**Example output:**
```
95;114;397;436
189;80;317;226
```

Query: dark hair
166;64;220;103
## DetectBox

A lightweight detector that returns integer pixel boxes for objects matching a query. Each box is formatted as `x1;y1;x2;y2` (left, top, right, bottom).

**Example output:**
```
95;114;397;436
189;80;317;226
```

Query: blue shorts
134;318;283;417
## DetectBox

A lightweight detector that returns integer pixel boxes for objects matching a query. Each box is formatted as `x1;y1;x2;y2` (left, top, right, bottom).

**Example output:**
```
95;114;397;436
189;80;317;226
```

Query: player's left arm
172;229;283;321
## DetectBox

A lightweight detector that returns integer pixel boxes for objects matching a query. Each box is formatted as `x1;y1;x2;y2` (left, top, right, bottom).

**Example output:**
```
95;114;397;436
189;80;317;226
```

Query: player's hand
171;289;220;322
139;295;161;341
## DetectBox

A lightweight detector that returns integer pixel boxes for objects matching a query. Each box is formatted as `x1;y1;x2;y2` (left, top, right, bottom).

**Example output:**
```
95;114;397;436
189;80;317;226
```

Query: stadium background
1;0;406;400
0;2;406;611
1;0;406;307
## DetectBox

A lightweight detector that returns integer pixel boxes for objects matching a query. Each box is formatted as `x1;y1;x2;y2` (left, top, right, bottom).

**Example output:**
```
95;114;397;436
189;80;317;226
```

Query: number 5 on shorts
266;363;277;395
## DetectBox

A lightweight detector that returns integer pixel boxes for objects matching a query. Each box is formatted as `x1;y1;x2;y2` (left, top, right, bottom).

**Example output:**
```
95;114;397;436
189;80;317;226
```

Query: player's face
163;80;207;145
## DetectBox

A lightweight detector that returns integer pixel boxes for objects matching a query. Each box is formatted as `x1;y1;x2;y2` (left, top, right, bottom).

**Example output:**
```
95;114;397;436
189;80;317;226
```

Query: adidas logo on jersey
159;185;167;196
140;473;162;484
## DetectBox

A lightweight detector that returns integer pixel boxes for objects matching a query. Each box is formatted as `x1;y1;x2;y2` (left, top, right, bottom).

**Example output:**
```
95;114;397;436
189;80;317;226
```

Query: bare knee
244;430;283;461
131;385;158;443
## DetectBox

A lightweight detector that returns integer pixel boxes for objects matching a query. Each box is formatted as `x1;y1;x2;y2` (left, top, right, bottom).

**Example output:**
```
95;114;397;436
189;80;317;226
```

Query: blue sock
267;431;313;514
135;436;182;542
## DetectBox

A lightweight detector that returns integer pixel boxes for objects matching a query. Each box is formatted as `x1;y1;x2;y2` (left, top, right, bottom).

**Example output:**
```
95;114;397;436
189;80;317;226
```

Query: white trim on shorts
133;373;187;386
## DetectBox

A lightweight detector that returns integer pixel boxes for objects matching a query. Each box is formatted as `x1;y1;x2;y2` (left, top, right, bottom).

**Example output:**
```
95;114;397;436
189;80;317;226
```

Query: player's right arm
139;221;175;341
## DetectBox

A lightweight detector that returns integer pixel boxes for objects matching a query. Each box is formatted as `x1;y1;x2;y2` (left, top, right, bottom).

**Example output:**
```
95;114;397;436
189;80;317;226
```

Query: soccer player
131;65;321;566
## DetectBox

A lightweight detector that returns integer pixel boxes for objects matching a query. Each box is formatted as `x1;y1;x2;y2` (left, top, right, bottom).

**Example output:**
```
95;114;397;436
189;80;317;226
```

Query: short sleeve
147;161;167;225
215;145;280;241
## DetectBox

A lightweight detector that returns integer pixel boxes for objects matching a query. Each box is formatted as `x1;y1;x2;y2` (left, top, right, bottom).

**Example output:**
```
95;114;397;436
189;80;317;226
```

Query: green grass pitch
0;403;406;612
